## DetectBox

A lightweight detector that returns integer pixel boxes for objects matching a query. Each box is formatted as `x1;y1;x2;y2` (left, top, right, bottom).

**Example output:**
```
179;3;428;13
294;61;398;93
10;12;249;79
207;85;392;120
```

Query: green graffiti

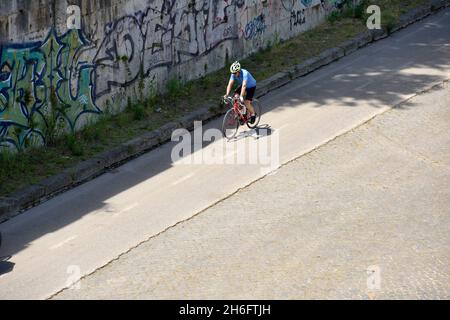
0;29;100;151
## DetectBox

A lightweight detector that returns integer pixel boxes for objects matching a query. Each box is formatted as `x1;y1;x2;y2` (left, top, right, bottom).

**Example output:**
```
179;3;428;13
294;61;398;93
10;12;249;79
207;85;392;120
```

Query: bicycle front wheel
222;109;239;139
247;99;262;129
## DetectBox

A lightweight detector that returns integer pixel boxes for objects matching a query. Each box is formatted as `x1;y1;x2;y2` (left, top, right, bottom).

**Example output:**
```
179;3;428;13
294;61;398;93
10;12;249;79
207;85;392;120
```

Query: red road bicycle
222;94;262;139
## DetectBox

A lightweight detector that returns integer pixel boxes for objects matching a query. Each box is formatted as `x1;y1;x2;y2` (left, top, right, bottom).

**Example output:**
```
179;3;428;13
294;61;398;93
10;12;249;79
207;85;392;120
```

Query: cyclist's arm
225;79;234;96
240;80;248;98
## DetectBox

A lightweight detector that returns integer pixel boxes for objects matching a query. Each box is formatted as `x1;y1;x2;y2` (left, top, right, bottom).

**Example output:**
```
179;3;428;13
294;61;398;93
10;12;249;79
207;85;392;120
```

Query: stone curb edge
1;0;449;223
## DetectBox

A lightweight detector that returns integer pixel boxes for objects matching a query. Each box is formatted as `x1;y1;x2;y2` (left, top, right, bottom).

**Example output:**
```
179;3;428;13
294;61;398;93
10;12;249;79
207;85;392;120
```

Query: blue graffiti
282;0;295;12
244;14;267;40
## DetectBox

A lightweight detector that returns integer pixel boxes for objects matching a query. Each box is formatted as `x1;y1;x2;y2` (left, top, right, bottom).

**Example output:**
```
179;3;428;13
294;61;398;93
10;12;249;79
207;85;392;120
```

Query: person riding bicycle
224;61;257;124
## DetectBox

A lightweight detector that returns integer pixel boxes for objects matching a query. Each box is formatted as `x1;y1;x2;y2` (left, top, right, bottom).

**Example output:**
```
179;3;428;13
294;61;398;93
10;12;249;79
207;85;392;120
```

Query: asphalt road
0;8;449;299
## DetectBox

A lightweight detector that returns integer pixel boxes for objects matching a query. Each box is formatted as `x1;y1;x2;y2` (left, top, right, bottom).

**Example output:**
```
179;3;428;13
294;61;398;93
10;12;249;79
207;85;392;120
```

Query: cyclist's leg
245;87;256;115
244;99;255;114
235;85;253;113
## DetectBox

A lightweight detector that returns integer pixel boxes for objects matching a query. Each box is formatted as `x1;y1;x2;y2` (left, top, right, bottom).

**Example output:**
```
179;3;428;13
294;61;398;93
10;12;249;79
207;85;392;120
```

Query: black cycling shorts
235;86;256;101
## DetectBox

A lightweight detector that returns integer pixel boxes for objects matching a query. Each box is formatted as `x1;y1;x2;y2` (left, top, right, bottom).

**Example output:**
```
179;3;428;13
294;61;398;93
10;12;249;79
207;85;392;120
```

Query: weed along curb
0;0;449;223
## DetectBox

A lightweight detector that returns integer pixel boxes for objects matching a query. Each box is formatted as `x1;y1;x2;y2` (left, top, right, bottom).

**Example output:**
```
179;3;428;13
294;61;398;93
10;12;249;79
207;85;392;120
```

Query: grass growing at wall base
0;0;432;197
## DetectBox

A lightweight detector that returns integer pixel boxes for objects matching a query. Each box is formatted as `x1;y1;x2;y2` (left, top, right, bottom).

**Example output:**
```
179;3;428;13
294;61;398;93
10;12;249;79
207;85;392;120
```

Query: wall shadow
0;257;14;276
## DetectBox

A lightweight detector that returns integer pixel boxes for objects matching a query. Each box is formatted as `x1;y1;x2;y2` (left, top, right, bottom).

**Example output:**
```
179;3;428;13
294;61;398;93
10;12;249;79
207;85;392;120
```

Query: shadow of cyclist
232;124;273;141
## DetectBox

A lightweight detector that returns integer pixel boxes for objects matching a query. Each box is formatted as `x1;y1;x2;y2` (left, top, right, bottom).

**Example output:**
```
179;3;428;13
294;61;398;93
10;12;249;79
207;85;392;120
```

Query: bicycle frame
225;94;248;124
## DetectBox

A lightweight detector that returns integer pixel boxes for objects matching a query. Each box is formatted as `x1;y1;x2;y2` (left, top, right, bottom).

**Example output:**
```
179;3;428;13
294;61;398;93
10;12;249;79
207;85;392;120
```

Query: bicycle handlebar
223;95;244;106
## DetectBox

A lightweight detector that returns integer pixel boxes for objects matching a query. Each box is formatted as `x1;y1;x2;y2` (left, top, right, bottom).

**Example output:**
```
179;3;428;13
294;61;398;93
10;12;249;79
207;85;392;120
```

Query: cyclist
224;61;257;124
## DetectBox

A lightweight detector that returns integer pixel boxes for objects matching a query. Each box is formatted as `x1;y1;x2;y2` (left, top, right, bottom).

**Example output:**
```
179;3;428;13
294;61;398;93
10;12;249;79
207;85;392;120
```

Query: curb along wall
0;0;350;151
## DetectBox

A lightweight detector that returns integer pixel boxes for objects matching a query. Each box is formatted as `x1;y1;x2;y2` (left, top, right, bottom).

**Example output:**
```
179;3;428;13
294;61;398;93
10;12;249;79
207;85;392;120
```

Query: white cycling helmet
230;61;241;74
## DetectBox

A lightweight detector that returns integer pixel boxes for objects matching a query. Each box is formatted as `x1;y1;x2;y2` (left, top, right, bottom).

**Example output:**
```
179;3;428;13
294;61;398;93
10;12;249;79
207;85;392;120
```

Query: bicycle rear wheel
247;99;262;129
222;109;239;139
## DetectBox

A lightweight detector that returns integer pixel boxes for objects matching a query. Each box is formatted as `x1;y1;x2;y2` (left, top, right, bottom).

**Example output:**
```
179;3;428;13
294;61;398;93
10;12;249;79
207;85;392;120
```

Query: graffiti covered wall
0;0;351;151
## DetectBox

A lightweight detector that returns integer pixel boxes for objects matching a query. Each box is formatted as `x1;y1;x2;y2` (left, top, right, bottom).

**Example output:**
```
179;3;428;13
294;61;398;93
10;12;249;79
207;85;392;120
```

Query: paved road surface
55;84;450;299
0;8;449;299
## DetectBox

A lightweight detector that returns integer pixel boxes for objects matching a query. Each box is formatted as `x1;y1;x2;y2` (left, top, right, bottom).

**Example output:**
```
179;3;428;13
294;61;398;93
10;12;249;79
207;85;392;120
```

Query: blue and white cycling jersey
230;69;257;88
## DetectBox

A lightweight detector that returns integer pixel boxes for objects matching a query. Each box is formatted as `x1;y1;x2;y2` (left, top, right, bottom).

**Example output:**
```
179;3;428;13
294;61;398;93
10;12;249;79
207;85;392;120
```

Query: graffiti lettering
0;0;342;151
290;9;306;30
0;29;100;150
281;0;295;12
244;14;267;40
223;25;236;38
